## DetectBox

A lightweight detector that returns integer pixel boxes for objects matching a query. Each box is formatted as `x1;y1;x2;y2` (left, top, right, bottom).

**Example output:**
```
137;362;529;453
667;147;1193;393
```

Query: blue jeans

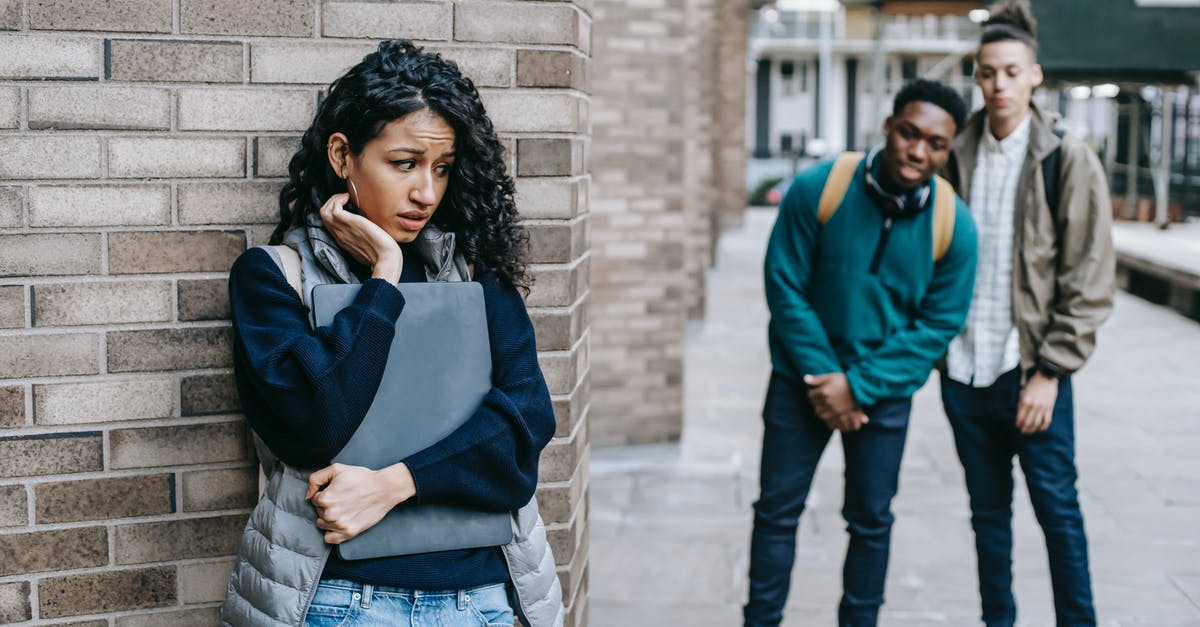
745;372;912;627
305;578;515;626
941;369;1096;627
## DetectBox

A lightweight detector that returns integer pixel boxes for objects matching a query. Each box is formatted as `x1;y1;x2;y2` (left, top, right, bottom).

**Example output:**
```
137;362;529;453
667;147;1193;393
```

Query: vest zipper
869;217;894;275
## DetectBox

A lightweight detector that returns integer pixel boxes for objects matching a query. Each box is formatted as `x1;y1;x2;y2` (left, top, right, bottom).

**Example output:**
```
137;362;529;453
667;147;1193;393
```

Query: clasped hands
804;372;869;433
305;462;417;545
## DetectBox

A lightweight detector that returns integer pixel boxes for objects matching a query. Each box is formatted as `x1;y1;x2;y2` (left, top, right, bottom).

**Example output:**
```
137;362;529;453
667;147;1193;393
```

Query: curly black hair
270;39;529;290
980;0;1038;55
893;78;968;134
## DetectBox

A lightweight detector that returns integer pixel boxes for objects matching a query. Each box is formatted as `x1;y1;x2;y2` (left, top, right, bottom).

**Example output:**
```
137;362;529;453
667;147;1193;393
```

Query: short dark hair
980;0;1039;55
892;78;968;133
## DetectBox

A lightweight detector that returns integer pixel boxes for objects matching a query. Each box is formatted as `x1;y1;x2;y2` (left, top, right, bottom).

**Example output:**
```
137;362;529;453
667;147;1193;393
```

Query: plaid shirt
946;113;1032;387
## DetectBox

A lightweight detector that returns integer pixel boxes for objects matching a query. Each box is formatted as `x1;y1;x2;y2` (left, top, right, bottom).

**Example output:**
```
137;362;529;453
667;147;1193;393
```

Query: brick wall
588;0;750;445
589;0;687;445
683;0;718;320
0;1;591;625
716;0;751;229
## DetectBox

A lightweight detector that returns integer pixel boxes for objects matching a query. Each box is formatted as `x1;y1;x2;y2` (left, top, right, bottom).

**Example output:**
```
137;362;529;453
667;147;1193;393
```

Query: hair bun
984;0;1037;38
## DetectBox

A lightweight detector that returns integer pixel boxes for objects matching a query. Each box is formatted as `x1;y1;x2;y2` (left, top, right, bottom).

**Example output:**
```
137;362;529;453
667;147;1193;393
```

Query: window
781;134;794;153
781;61;796;95
901;58;918;81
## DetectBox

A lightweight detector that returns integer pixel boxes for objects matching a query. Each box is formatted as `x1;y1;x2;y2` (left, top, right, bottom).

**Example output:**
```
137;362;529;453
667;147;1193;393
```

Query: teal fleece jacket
764;157;978;406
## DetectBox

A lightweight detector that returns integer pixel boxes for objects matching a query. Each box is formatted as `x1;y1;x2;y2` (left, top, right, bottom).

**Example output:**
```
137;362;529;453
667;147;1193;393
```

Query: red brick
0;385;22;428
39;567;176;618
107;327;232;372
0;582;30;624
181;467;257;512
0;284;22;329
114;514;245;564
180;373;239;416
36;474;174;523
108;231;245;275
109;420;251;469
0;527;107;576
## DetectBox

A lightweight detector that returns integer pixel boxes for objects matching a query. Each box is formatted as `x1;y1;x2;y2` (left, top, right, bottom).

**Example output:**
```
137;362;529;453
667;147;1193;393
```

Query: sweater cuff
406;459;453;507
843;368;876;407
355;278;405;322
403;387;516;506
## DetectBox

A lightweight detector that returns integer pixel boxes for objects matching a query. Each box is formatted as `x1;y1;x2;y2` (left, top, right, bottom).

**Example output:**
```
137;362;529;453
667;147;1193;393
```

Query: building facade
0;1;591;624
748;4;978;185
746;0;1200;224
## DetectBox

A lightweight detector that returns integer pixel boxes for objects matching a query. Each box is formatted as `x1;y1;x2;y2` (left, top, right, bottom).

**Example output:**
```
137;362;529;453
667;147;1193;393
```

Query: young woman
220;40;562;627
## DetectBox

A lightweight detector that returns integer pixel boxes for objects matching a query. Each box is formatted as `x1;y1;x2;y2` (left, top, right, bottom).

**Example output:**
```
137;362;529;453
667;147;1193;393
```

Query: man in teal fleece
744;79;978;627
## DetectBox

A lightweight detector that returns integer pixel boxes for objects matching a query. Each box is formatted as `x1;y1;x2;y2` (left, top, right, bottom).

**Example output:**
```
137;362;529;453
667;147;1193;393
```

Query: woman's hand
318;193;403;283
305;462;417;545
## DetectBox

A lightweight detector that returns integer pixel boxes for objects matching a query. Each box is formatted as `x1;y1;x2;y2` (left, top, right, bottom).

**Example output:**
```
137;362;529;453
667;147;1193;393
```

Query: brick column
589;0;752;444
684;0;719;320
588;0;687;445
0;1;590;625
717;0;752;228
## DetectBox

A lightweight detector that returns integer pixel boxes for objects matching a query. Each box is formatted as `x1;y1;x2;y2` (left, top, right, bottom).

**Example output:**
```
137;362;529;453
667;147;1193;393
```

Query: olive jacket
943;105;1116;375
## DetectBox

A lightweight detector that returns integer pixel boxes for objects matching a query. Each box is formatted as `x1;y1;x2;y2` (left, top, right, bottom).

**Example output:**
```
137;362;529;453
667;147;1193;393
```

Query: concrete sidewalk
589;208;1200;626
1112;220;1200;321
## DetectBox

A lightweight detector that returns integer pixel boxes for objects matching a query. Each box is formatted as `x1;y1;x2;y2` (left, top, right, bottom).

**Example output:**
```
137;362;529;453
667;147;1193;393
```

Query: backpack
1043;127;1065;219
816;152;958;262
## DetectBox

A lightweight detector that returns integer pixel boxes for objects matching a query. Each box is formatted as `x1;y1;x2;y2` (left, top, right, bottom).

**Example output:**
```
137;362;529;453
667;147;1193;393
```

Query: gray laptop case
311;282;513;559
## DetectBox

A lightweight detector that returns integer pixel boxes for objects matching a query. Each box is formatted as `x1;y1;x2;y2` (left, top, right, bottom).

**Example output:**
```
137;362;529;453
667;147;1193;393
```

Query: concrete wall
0;1;591;624
589;0;750;445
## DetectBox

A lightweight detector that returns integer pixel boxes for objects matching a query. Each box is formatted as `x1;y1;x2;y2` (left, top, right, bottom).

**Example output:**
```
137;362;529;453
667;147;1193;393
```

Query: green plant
749;176;784;206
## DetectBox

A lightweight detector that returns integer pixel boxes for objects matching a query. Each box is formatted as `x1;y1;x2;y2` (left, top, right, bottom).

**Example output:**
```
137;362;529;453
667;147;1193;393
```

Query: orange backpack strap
817;152;865;225
931;175;957;262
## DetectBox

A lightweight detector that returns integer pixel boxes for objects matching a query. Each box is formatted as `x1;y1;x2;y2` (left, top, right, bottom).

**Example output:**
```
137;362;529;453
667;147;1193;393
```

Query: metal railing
753;10;978;43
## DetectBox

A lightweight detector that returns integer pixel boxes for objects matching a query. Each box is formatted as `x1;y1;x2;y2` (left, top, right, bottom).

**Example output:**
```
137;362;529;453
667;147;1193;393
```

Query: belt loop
457;588;467;611
360;583;373;609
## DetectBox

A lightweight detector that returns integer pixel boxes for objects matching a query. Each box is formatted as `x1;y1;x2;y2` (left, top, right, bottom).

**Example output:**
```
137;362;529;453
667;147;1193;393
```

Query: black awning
1033;0;1200;84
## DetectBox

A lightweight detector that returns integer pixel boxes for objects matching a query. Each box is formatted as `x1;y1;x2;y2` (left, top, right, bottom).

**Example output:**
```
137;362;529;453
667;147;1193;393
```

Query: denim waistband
317;577;506;598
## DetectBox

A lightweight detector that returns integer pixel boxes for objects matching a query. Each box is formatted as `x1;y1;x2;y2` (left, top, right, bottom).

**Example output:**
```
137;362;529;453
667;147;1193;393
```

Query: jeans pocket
866;398;911;430
762;372;810;429
466;583;515;627
305;580;356;627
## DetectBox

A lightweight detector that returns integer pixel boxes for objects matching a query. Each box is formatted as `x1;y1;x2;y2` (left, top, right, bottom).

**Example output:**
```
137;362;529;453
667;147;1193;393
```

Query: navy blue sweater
228;246;556;589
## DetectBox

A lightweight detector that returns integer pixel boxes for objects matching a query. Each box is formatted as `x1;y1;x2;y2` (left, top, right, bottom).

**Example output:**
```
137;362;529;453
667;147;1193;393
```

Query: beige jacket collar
952;103;1063;198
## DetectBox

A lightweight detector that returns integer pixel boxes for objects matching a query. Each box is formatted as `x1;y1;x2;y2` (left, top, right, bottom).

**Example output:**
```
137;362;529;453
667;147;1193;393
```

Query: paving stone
589;208;1200;626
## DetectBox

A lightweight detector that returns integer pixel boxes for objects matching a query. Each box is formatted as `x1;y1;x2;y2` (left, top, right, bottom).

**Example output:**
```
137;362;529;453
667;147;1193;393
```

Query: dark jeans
744;372;912;627
941;369;1096;627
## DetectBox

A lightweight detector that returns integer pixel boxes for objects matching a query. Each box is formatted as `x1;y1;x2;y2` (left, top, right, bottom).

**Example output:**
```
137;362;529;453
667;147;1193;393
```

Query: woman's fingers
318;195;401;271
316;515;360;544
318;194;349;230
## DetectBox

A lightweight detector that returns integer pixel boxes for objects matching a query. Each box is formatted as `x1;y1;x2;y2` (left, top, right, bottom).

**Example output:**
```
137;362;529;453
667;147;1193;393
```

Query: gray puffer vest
221;216;564;627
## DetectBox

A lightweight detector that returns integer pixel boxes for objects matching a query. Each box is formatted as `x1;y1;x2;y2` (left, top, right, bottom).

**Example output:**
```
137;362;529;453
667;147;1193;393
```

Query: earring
347;178;360;206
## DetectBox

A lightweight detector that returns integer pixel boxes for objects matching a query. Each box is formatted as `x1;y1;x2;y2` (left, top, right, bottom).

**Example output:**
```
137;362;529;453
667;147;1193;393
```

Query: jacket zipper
868;217;894;275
